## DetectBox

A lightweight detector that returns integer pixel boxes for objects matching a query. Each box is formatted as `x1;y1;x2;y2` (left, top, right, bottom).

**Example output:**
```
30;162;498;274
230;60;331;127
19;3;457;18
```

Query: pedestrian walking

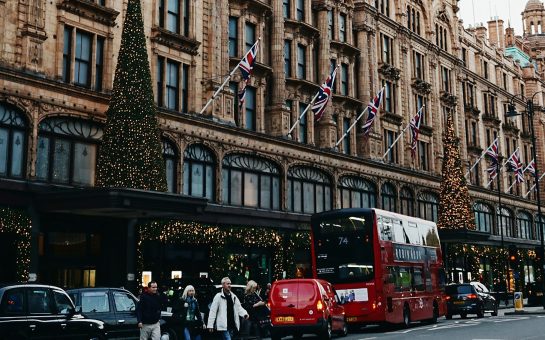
242;280;270;339
207;277;249;340
136;281;162;340
178;285;204;340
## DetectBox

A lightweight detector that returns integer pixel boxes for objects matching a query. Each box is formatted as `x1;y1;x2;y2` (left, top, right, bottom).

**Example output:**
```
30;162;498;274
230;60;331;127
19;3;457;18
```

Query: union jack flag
485;139;499;181
312;67;338;121
525;159;536;175
485;138;499;164
507;150;524;183
486;162;498;180
410;106;424;158
362;87;385;136
238;40;260;109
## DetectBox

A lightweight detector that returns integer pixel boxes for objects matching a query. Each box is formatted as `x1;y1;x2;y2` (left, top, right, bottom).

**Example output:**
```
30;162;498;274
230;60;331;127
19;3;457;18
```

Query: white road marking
357;338;377;340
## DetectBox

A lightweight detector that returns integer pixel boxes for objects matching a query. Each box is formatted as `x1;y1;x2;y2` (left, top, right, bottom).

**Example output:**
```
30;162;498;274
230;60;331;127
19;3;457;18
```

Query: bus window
394;267;412;292
412;267;424;291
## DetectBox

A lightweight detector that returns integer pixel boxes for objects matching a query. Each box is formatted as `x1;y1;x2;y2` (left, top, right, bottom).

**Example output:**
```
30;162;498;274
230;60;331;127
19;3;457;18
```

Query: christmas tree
438;112;475;230
96;0;166;191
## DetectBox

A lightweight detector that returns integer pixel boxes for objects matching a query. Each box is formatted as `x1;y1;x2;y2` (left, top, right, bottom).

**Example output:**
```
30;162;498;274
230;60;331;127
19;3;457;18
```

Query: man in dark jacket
136;281;162;340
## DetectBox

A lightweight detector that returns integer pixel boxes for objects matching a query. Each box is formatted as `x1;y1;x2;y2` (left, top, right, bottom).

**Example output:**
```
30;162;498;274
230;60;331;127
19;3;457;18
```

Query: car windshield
446;285;473;295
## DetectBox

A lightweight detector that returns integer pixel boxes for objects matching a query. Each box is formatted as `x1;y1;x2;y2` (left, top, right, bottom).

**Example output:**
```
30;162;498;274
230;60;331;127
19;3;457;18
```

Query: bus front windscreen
312;214;375;284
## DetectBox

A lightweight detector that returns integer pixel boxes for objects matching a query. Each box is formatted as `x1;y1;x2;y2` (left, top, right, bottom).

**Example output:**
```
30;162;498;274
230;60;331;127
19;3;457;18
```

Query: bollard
514;291;524;312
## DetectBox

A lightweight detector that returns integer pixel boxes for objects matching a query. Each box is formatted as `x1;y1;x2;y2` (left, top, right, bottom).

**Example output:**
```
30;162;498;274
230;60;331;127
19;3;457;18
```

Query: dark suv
445;282;498;319
0;284;106;339
67;287;174;339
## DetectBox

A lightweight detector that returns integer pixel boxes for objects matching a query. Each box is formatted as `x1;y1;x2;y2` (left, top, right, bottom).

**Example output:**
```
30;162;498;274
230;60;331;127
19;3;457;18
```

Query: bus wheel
403;305;411;328
430;302;439;323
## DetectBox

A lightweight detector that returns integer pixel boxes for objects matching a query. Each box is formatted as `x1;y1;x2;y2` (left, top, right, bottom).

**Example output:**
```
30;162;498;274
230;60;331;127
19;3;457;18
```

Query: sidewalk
504;305;545;315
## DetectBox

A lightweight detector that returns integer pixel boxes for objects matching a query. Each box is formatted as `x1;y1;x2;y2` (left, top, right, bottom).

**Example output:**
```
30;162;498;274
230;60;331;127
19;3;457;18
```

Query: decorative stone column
266;0;290;136
314;5;337;149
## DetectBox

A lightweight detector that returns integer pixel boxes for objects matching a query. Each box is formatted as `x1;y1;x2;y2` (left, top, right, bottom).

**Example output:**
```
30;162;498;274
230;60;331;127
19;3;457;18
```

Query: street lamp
506;91;545;309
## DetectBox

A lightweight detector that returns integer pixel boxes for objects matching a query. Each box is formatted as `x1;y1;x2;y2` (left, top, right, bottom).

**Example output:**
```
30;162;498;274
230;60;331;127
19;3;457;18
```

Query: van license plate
454;301;464;305
346;317;358;322
275;316;294;323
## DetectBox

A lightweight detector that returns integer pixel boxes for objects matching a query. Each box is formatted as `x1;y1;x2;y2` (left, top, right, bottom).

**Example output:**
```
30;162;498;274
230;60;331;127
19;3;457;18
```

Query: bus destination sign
393;244;437;263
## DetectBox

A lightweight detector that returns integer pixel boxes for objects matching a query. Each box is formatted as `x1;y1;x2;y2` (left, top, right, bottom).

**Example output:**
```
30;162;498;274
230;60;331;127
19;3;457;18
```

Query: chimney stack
475;25;488;42
488;18;505;48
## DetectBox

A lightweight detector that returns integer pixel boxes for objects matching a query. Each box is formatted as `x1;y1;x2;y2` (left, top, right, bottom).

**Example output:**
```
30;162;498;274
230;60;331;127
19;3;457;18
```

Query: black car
526;281;544;306
445;282;498;319
0;283;106;340
67;287;174;340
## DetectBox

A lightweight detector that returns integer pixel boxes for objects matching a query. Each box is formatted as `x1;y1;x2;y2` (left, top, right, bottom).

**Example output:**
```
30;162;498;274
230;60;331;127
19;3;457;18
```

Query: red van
269;279;347;339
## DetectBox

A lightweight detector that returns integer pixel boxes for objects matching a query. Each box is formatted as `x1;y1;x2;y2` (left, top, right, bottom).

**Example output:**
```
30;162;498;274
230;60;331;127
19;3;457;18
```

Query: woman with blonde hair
178;285;203;340
242;280;269;338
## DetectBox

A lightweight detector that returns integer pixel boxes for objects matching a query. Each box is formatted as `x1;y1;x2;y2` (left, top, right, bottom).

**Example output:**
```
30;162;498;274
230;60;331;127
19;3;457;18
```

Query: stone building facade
1;0;544;291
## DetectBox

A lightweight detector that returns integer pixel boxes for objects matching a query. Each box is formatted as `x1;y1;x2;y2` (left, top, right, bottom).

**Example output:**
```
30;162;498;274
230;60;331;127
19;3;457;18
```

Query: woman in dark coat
243;280;269;339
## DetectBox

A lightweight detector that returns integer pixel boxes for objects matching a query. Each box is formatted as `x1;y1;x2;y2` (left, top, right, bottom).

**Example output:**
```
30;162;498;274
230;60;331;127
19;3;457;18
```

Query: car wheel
477;304;485;318
491;303;498;316
162;329;177;340
403;305;411;328
445;313;452;320
460;312;467;319
339;320;348;337
320;319;332;339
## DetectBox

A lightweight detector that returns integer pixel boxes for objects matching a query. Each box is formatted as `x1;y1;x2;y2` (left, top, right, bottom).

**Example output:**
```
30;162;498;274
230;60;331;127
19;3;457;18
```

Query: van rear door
271;281;300;324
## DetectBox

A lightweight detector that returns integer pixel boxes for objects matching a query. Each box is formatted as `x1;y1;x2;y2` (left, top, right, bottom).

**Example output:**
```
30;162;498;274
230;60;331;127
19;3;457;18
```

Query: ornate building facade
1;0;544;291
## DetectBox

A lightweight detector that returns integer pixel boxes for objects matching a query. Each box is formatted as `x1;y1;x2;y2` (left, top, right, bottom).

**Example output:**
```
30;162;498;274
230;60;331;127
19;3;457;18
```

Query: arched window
381;182;396;212
36;117;102;186
497;207;514;238
473;202;493;233
338;176;376;209
517;211;532;240
288;166;331;213
222;154;280;209
400;187;414;216
163;139;178;193
183;144;215;200
0;103;27;179
418;192;438;222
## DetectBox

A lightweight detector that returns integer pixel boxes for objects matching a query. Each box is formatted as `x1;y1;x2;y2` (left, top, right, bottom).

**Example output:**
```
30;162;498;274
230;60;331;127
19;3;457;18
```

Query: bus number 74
338;236;348;245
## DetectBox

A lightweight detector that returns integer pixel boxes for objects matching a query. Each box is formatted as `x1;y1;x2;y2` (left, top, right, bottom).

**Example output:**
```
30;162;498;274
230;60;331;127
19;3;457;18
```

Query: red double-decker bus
311;208;446;327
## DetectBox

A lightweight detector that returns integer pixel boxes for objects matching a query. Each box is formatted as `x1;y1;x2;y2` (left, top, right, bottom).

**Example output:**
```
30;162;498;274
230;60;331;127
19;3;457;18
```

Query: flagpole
335;106;369;148
485;147;519;188
465;137;498;177
524;172;545;198
382;123;410;160
287;91;320;138
199;38;261;115
382;105;425;160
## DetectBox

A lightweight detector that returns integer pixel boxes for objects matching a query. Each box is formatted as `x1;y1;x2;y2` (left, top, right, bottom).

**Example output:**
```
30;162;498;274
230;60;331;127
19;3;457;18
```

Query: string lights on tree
438;111;475;231
96;0;166;191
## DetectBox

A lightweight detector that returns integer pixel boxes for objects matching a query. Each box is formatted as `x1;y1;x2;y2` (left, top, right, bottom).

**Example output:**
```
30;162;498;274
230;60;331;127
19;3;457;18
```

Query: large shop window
288;166;331;213
222;154;280;210
183;144;215;200
417;192;438;222
400;187;414;216
474;202;493;233
381;182;397;212
517;211;533;240
497;207;514;238
0;103;27;179
35;117;103;186
163;139;178;193
338;176;376;209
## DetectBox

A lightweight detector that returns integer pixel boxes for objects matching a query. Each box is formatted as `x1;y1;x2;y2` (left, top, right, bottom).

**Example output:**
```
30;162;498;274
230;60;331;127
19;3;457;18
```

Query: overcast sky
458;0;526;36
